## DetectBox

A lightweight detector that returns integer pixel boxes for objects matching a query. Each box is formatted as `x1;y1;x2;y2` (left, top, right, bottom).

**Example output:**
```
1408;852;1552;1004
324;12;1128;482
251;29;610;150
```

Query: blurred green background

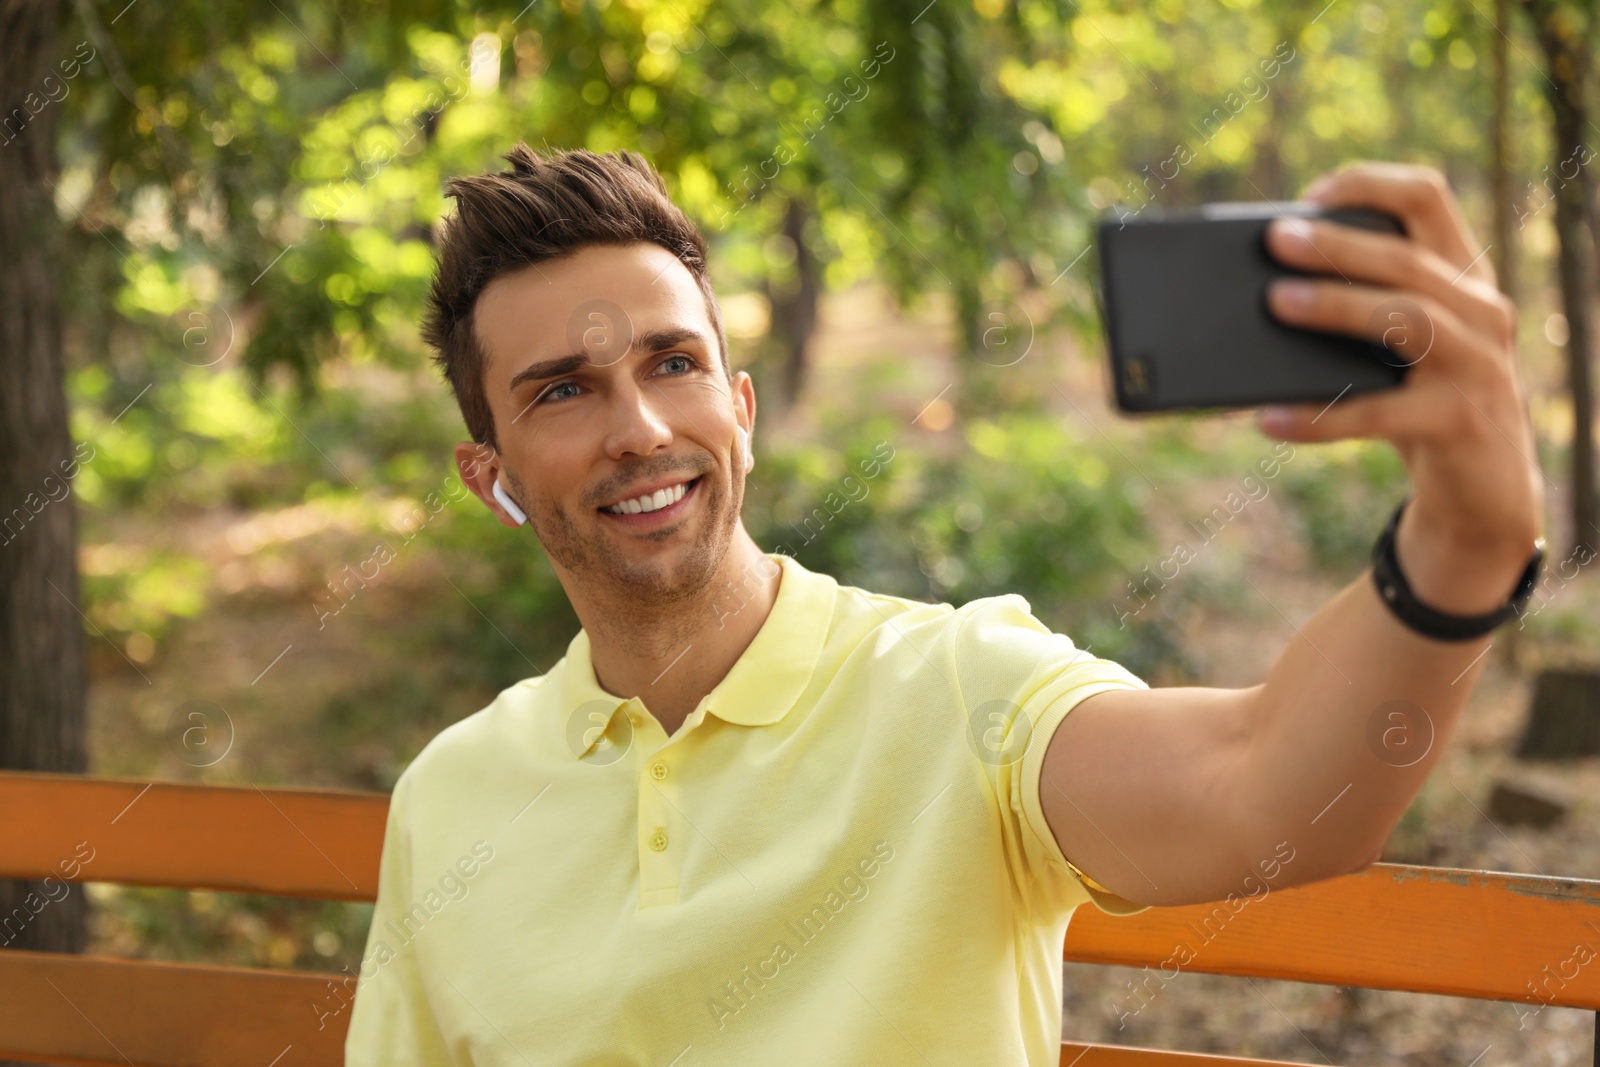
11;0;1600;1059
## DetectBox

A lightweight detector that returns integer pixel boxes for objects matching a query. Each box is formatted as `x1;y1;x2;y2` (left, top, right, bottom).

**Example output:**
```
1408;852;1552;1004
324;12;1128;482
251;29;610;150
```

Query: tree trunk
1526;0;1600;556
1491;0;1518;302
765;197;820;412
0;0;90;971
1248;14;1297;201
1518;668;1600;758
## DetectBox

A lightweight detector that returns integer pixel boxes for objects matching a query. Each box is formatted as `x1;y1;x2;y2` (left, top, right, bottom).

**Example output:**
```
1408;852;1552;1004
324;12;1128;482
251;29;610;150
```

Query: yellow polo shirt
344;552;1150;1065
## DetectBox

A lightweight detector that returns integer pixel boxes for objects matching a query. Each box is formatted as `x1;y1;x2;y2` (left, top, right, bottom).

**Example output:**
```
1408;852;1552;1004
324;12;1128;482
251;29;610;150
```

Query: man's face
469;242;752;603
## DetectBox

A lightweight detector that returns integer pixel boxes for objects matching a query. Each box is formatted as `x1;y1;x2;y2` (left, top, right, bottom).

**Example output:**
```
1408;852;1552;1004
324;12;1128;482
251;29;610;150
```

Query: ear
733;372;757;473
454;441;525;529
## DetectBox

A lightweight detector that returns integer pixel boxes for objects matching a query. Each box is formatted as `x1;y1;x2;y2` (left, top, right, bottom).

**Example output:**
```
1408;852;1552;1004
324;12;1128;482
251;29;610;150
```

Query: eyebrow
506;326;711;395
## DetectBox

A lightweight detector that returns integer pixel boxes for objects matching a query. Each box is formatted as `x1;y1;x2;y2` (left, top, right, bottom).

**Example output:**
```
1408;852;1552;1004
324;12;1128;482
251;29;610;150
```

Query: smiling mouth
598;476;702;517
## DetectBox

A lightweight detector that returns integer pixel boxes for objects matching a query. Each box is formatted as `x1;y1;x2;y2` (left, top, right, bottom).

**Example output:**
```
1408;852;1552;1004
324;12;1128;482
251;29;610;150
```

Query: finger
1265;216;1516;345
1258;370;1539;486
1266;278;1499;377
1304;163;1494;287
1255;382;1455;444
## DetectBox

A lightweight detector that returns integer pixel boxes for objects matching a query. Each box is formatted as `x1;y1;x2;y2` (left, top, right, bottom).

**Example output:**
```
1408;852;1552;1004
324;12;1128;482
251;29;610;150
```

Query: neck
569;528;781;735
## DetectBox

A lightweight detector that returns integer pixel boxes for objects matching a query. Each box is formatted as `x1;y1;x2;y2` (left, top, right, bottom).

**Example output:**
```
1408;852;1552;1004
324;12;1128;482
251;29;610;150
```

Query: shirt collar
557;553;837;756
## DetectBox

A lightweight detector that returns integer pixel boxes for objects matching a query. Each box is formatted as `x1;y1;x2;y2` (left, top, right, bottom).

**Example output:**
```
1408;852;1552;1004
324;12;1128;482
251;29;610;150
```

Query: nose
603;377;674;460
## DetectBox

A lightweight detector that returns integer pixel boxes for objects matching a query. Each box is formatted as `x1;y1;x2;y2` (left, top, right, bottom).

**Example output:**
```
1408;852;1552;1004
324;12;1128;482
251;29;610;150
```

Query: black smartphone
1095;202;1410;414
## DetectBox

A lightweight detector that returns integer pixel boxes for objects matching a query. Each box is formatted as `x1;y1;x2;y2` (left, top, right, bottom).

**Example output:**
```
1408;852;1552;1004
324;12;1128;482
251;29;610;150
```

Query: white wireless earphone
737;425;754;473
492;477;528;526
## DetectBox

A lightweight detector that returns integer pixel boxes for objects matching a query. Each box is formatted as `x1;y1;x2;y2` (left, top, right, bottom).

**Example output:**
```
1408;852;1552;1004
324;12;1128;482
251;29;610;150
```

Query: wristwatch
1370;497;1545;641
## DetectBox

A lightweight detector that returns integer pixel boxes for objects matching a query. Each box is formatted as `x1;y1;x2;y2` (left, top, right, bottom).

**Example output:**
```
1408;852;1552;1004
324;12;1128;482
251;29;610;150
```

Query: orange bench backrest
1;771;1595;1067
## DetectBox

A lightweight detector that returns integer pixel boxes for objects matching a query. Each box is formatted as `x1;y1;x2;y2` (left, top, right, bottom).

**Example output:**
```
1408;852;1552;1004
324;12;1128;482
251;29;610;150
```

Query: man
343;144;1544;1064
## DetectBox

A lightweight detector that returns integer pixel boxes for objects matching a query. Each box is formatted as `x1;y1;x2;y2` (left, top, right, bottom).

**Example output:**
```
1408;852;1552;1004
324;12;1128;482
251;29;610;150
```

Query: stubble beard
511;466;742;618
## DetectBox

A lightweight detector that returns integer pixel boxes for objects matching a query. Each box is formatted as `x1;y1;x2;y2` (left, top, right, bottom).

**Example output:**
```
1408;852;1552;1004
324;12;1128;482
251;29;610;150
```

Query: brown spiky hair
421;143;729;453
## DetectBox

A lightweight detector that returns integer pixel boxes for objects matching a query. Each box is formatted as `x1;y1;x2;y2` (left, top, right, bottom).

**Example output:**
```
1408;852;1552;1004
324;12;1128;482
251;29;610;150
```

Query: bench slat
0;771;387;901
0;950;347;1066
0;950;1314;1067
3;772;1596;1016
1067;863;1600;1012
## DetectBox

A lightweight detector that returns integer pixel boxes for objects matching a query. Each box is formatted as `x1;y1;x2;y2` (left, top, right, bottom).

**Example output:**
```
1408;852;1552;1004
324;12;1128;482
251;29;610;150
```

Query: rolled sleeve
952;593;1152;923
1016;670;1152;919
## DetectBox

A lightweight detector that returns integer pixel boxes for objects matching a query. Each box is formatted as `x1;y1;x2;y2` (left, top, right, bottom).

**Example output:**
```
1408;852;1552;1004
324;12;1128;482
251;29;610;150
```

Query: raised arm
1040;163;1545;908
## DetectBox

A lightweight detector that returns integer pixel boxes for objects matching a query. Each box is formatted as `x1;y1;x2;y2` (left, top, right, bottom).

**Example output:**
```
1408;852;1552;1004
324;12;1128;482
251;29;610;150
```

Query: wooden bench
1;770;1595;1066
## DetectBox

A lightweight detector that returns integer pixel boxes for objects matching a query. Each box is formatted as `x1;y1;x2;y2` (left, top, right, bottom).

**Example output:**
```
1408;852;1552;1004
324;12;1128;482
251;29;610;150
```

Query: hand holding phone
1095;202;1412;414
1091;162;1543;624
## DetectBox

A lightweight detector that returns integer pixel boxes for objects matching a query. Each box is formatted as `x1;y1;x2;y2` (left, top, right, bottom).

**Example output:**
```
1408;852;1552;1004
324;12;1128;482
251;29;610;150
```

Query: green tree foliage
52;0;1564;406
40;0;1590;672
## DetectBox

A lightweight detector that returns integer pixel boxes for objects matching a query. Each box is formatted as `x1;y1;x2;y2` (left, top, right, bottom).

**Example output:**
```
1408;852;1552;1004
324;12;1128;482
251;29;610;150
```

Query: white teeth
605;481;688;515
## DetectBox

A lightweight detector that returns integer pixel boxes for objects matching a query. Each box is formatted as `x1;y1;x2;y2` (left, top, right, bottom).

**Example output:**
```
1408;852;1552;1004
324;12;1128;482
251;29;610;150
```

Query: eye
658;354;695;375
538;381;581;404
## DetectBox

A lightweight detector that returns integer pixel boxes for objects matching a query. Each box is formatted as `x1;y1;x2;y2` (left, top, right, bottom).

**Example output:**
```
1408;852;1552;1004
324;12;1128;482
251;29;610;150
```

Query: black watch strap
1370;497;1545;642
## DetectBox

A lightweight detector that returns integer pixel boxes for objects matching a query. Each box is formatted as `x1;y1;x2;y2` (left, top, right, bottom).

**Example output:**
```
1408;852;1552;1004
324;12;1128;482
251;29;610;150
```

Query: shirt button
650;761;668;780
649;829;668;852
